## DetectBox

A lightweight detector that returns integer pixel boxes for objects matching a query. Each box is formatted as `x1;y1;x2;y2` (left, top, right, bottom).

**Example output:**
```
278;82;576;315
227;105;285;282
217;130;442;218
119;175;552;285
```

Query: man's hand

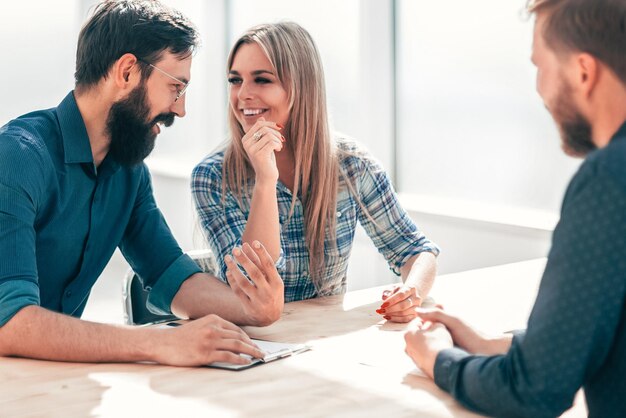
404;320;453;379
416;308;512;355
153;314;265;367
225;241;284;326
376;284;422;323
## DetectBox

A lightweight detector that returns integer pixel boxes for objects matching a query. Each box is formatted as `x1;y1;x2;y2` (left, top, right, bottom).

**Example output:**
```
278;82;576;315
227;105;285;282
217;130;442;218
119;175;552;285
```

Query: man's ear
111;53;141;90
575;53;599;99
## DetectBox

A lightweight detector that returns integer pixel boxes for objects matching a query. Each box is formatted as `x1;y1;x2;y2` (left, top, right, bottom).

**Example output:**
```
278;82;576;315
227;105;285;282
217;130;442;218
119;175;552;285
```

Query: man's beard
106;82;176;167
551;81;596;158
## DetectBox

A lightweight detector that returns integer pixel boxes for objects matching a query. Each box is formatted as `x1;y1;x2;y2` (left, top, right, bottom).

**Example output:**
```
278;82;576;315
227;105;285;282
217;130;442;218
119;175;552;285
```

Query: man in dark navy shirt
405;0;626;417
0;1;283;367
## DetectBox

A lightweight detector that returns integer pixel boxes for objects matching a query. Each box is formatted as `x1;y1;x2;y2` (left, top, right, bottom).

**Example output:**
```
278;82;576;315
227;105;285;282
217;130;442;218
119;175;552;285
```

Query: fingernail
377;309;386;314
384;316;391;320
225;255;232;263
276;123;284;129
253;241;261;249
281;135;286;143
381;302;389;309
233;248;241;256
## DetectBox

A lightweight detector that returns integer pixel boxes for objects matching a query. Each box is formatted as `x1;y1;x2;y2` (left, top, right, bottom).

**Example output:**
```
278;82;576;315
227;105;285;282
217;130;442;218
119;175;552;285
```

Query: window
395;0;580;213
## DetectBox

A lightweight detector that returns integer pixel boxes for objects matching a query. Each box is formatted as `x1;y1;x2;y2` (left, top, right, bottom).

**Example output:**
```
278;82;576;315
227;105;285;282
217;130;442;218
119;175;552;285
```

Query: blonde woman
192;22;439;323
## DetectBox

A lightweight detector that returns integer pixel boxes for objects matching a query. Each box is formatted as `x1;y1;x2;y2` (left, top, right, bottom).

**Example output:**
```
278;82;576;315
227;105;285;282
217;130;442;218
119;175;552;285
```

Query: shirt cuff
147;254;202;315
388;241;441;276
0;280;40;327
434;347;471;393
275;247;286;272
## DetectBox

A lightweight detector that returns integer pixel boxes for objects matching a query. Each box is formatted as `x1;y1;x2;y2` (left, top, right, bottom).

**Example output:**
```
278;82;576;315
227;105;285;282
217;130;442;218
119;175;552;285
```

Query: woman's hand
241;117;284;184
376;284;423;323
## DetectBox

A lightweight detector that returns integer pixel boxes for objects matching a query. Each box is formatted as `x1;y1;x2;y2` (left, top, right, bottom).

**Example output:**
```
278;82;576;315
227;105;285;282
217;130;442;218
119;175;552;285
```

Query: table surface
0;258;587;417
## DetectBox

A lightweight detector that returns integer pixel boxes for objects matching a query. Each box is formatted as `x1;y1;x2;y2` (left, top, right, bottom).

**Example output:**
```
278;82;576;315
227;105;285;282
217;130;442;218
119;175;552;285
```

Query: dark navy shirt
0;92;201;326
435;121;626;418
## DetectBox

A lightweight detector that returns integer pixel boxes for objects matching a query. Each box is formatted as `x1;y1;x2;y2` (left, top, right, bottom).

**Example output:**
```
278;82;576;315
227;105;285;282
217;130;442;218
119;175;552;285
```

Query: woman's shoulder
192;149;226;181
334;134;382;173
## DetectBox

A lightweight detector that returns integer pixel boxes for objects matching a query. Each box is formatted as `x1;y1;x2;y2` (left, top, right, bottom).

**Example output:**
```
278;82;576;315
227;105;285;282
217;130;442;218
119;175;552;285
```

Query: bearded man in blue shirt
405;0;626;417
0;0;284;367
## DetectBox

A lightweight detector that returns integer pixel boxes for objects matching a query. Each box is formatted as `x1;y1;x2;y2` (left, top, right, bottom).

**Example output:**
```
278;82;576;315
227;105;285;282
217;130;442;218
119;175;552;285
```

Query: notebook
209;339;311;371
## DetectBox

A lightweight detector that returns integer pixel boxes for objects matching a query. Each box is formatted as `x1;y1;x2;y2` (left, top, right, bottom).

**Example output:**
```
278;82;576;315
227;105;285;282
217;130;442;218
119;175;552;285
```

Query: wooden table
0;258;587;417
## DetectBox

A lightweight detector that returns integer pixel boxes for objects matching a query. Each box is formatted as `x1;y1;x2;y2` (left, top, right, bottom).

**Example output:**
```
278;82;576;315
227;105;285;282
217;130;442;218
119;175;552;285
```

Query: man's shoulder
581;136;626;189
0;108;59;157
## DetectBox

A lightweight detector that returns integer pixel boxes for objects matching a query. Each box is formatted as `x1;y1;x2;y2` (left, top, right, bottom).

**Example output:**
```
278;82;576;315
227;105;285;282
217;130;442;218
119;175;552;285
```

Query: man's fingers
209;321;256;346
198;317;261;354
415;308;459;329
215;338;265;359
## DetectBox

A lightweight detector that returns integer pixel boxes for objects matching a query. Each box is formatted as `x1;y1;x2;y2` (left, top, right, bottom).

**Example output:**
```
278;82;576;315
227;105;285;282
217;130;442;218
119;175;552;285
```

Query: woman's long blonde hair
223;22;338;284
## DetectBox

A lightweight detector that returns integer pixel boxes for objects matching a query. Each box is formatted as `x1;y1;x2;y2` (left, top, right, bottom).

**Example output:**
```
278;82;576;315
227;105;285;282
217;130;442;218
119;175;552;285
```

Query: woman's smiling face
228;42;290;132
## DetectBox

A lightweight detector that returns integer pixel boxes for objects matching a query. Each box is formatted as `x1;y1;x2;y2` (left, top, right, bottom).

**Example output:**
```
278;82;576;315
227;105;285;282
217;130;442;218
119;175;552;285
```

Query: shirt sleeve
118;165;201;316
191;160;286;282
433;169;626;418
0;132;46;326
347;148;440;275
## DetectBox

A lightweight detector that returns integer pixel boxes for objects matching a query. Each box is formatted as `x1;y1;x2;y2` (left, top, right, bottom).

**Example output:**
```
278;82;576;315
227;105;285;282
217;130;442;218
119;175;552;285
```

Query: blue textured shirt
0;92;201;326
192;138;439;302
435;122;626;418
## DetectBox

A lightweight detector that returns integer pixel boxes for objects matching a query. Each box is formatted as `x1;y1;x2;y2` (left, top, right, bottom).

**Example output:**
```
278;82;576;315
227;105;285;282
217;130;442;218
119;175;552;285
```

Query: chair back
122;249;217;325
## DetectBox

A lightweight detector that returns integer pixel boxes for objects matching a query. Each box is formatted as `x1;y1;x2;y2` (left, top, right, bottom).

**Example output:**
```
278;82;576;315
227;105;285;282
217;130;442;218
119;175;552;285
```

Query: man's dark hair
526;0;626;85
75;0;199;89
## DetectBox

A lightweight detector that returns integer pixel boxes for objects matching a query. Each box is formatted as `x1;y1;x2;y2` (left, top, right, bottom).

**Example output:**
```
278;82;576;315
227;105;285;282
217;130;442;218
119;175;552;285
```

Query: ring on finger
252;131;263;141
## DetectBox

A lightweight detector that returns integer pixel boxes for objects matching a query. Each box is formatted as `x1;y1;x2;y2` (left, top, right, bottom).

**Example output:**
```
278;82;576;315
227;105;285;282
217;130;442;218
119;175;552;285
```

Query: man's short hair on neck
74;0;199;90
527;0;626;86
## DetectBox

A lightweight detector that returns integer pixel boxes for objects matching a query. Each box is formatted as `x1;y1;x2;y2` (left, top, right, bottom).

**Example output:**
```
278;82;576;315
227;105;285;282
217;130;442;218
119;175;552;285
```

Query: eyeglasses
141;60;189;102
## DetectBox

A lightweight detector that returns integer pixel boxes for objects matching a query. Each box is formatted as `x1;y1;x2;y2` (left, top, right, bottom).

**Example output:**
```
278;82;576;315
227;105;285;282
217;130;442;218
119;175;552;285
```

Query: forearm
171;273;262;326
241;180;281;261
401;252;437;299
0;305;159;363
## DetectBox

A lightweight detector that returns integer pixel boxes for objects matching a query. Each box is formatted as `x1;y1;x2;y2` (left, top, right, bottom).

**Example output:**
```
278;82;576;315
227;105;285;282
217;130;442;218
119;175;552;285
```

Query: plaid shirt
191;138;440;302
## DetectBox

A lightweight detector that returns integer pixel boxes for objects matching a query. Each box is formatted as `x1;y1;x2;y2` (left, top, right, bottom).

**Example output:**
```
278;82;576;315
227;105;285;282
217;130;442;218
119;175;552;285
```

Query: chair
122;249;217;325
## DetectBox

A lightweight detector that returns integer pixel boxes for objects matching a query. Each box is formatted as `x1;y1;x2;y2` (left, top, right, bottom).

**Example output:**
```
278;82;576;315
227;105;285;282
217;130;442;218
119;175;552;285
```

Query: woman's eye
228;77;242;84
255;77;271;84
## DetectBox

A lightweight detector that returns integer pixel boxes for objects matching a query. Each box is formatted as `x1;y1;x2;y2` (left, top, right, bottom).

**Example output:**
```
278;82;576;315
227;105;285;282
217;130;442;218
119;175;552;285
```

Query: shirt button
337;211;342;217
65;290;72;298
302;271;308;277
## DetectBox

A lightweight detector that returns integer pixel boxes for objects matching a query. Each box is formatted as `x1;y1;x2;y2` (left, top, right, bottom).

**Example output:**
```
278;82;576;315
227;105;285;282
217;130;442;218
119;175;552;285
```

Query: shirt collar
57;91;94;165
612;120;626;142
